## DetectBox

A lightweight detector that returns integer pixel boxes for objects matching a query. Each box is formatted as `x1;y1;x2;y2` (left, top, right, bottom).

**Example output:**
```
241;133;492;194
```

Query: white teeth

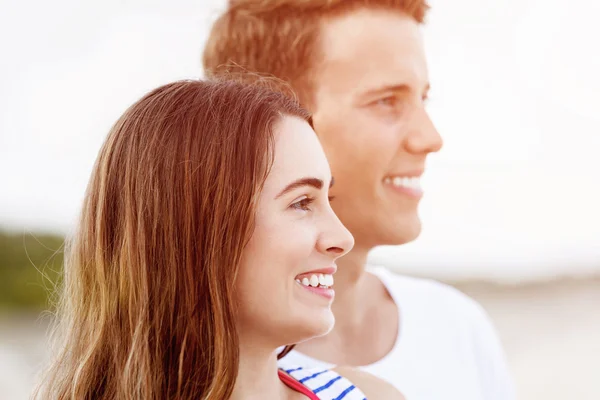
297;273;334;288
309;274;319;287
318;274;326;286
385;175;421;190
326;274;334;286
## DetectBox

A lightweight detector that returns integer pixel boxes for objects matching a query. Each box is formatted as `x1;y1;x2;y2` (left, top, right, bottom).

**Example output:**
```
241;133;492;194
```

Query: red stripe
278;370;320;400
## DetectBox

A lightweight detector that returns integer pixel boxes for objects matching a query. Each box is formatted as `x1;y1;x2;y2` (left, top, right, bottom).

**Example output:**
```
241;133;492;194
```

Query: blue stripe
299;369;329;383
332;385;356;400
314;375;342;393
284;367;303;374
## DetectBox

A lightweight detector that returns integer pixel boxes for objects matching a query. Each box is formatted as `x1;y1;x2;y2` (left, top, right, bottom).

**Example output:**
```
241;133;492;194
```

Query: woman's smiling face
235;115;354;347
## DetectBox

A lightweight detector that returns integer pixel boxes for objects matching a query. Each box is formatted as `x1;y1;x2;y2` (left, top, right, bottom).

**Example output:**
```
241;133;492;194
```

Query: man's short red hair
203;0;429;106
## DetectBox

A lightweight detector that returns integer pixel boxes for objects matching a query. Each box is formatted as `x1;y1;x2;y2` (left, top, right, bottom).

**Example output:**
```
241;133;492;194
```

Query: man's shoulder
372;267;511;373
370;266;488;322
370;269;515;398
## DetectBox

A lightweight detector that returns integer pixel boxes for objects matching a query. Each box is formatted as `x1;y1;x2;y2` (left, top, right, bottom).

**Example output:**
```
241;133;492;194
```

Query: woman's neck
229;338;290;400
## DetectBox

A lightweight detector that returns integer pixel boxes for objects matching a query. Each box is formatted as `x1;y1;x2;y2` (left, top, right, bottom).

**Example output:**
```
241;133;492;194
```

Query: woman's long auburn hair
35;79;309;399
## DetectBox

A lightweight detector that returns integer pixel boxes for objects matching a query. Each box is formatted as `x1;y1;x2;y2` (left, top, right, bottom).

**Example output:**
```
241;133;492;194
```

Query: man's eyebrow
275;177;324;199
362;83;430;98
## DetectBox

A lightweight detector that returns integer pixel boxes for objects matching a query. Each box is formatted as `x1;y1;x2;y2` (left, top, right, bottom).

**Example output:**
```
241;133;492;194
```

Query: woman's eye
291;197;314;211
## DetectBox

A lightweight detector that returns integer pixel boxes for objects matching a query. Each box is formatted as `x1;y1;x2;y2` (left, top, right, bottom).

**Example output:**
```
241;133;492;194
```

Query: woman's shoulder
332;366;405;400
281;365;404;400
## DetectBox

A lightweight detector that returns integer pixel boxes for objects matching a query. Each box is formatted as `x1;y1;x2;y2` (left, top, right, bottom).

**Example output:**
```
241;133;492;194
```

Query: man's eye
375;96;397;107
291;197;314;211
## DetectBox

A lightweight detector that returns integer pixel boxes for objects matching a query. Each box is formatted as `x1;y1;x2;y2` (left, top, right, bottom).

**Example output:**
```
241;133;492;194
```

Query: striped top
280;366;367;400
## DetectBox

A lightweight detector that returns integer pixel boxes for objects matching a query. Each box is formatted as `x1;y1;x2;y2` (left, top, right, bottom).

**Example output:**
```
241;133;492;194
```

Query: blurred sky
0;0;599;282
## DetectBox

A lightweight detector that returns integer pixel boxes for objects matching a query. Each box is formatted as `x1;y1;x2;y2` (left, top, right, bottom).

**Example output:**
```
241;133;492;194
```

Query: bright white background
1;0;599;283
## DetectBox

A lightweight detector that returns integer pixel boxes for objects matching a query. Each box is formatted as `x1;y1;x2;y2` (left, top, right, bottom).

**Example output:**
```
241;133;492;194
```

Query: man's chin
384;216;422;246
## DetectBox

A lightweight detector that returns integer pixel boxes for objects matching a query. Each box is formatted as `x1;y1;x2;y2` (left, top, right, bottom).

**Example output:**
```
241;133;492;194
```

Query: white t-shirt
279;266;516;400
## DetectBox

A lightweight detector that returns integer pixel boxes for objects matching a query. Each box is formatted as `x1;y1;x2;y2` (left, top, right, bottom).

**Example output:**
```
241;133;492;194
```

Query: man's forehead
317;9;423;61
313;10;427;91
315;46;428;97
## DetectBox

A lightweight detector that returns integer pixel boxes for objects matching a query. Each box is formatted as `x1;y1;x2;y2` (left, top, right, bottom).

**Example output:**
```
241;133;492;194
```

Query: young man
203;1;515;399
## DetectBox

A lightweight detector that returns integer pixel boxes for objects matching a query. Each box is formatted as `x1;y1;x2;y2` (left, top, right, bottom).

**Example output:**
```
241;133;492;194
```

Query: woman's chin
289;312;335;344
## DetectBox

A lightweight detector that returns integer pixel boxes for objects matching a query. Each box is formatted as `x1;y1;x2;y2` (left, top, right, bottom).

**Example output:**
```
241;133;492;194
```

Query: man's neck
230;336;289;400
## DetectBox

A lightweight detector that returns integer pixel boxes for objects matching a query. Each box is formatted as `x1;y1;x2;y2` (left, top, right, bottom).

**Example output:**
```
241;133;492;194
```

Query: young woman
35;79;403;399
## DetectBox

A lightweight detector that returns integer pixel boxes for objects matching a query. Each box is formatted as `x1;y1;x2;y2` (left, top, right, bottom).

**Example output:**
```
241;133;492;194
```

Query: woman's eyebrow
275;177;324;199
